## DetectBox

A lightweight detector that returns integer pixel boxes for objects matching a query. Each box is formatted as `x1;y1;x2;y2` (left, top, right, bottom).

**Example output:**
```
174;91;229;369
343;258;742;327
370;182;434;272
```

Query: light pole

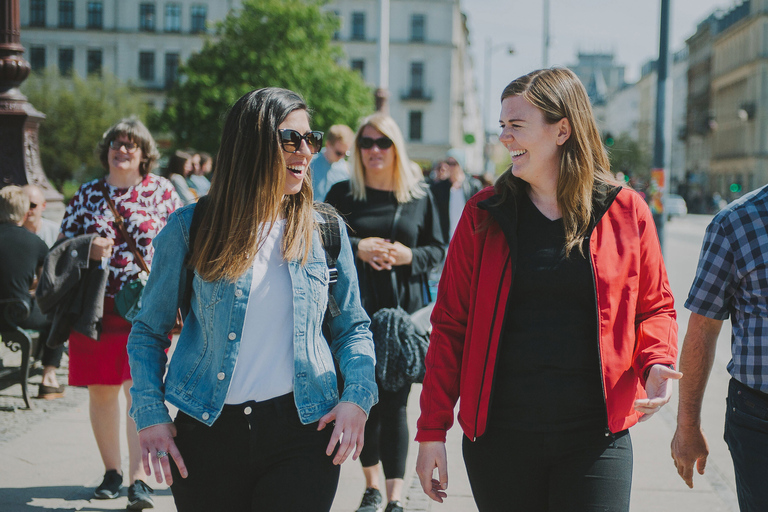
375;0;390;113
483;38;514;173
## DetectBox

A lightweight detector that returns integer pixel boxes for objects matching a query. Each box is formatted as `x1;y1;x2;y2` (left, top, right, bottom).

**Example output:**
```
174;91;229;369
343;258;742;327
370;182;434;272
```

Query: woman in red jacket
415;68;681;512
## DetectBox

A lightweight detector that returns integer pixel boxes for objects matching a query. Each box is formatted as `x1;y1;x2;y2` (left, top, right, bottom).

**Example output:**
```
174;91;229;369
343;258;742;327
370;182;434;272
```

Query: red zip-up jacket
416;184;678;442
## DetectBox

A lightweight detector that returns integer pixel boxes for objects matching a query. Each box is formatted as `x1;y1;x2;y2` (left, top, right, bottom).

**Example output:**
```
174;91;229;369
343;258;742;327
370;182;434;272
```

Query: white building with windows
18;0;482;170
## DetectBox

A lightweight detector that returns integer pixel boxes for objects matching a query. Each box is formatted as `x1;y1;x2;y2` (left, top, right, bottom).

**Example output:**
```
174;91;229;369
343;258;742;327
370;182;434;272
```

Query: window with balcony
140;4;156;31
411;14;425;42
165;3;181;33
139;52;155;81
58;0;74;28
165;52;180;88
351;12;365;41
410;62;424;96
351;59;365;79
30;46;46;71
30;0;46;27
87;49;102;75
87;2;103;29
190;5;207;33
58;47;74;76
409;111;423;141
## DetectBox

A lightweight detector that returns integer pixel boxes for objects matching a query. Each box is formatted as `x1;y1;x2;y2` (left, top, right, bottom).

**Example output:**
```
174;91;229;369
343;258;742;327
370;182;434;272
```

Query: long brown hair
190;88;316;282
495;68;621;256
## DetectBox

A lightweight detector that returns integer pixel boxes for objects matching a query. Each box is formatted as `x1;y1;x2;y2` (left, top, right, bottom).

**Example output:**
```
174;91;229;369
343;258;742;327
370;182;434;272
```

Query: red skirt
68;297;133;386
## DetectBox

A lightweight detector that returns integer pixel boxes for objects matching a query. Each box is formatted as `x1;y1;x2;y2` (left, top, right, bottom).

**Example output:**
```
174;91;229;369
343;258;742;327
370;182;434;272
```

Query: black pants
724;378;768;512
463;426;632;512
359;383;411;479
170;393;340;512
18;300;63;368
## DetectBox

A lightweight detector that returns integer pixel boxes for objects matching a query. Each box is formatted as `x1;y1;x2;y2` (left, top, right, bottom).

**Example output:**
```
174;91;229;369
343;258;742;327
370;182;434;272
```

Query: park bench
0;298;42;409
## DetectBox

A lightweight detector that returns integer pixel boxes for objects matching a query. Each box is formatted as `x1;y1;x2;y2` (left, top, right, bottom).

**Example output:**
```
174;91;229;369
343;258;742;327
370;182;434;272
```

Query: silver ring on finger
156;450;169;459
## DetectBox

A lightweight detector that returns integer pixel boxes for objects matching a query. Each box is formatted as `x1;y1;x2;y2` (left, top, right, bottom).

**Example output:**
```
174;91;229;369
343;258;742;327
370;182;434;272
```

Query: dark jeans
359;383;411;479
724;378;768;512
17;300;63;368
169;393;340;512
463;426;632;512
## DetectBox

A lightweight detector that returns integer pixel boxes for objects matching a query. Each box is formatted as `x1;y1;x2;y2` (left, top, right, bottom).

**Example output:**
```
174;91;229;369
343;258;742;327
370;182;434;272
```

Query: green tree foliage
156;0;374;153
606;132;652;179
21;70;151;187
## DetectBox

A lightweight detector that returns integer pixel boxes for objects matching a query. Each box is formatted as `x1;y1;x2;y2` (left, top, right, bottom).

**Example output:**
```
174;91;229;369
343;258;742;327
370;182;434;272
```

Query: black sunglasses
278;129;324;154
359;136;394;150
29;202;38;210
109;140;139;152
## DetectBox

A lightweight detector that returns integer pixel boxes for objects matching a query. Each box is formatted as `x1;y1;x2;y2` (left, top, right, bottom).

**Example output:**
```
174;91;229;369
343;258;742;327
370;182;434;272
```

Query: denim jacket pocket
192;271;226;308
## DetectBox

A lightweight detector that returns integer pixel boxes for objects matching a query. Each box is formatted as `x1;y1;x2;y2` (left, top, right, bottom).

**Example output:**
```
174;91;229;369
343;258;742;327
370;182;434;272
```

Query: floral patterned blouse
60;174;183;297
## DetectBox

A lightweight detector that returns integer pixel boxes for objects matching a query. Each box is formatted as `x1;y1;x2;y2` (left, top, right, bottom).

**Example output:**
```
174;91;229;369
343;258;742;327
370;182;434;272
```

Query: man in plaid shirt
671;184;768;512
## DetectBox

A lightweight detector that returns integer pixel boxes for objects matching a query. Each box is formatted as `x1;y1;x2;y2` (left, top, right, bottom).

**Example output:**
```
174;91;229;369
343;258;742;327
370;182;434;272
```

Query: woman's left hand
388;241;413;266
634;364;683;421
317;402;367;465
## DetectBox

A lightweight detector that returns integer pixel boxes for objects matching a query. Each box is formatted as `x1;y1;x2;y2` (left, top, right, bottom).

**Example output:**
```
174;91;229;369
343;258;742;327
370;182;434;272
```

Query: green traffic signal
730;183;742;193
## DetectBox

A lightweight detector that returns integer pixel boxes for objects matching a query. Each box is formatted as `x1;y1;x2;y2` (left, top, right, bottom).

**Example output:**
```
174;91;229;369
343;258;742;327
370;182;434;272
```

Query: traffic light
604;132;615;147
730;183;742;193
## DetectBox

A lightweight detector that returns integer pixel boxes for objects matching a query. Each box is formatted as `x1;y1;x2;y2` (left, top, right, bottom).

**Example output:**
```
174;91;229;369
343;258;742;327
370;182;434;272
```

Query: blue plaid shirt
685;184;768;392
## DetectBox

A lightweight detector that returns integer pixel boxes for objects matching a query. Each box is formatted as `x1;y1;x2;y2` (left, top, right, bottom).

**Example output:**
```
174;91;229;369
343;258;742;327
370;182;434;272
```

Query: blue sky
463;0;737;130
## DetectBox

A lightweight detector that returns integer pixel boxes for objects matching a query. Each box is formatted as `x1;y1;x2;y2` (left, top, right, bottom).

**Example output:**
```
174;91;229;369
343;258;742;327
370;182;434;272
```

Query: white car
665;194;688;219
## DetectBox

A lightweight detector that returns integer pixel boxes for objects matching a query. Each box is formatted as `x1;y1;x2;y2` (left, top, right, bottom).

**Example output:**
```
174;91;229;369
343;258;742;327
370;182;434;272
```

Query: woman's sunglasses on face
109;140;139;152
359;136;393;150
279;129;324;154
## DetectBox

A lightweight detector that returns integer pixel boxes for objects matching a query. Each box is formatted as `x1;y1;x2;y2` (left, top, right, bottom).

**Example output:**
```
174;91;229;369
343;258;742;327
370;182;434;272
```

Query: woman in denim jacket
127;88;378;512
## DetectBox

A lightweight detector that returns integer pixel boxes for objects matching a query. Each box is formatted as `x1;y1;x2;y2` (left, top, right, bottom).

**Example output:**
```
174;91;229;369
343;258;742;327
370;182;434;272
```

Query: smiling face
499;95;570;188
278;109;313;197
360;125;396;178
108;134;144;177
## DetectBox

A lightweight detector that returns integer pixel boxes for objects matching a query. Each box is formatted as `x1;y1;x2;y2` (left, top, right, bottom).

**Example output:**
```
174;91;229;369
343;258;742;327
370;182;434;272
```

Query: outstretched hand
634;364;683;422
318;402;367;465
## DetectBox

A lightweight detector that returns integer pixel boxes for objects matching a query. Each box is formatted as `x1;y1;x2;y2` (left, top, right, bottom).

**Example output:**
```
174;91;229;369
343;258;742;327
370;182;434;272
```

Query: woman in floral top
59;118;181;509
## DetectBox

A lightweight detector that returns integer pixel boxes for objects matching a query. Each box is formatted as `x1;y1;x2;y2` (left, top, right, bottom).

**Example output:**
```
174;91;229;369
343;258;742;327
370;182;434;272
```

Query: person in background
415;68;680;512
671;183;768;511
325;113;445;512
128;87;376;512
429;149;483;242
59;118;182;509
188;152;212;196
311;124;354;201
167;150;198;205
22;184;59;248
0;186;65;399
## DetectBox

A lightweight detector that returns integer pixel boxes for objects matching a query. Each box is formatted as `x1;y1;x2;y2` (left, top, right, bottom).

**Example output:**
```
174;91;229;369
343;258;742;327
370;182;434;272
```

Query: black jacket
36;234;109;347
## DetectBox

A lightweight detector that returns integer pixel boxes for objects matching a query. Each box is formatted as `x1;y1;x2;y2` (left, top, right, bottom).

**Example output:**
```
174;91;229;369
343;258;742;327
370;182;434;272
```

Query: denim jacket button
217;372;225;380
228;332;236;340
235;289;243;297
202;412;210;420
70;249;78;257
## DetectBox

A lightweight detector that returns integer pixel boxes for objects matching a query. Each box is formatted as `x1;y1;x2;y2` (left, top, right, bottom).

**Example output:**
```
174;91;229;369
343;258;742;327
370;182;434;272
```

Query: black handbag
369;203;433;392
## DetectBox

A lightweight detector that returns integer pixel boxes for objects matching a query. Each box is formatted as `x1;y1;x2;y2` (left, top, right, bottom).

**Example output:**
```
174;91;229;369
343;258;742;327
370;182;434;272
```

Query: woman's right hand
357;237;395;271
416;441;449;503
89;236;114;261
138;423;187;486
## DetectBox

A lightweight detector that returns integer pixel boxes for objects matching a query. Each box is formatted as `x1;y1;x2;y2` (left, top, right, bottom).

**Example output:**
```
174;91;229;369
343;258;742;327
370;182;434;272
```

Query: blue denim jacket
128;203;378;430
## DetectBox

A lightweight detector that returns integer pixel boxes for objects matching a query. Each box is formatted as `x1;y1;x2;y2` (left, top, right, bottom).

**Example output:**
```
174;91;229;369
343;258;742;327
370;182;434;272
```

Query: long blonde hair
349;113;425;203
190;88;316;282
495;68;621;256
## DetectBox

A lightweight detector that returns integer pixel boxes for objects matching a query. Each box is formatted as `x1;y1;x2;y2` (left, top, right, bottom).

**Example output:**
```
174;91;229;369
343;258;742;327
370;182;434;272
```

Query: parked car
665;194;688;220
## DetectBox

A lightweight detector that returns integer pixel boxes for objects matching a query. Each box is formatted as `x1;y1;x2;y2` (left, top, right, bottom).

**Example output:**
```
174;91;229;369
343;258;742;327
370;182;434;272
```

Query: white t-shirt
449;185;466;240
225;220;295;404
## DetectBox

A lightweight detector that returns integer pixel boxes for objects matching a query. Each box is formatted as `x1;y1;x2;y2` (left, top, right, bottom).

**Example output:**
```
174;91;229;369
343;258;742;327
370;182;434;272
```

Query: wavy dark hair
190;87;316;281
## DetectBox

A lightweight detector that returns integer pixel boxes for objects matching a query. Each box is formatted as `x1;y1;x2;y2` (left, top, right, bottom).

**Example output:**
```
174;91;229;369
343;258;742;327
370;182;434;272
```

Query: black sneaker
126;479;155;510
356;487;383;512
93;469;122;499
384;501;404;512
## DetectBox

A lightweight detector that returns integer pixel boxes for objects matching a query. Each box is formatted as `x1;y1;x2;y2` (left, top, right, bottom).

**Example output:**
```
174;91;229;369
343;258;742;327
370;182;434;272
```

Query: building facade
18;0;483;172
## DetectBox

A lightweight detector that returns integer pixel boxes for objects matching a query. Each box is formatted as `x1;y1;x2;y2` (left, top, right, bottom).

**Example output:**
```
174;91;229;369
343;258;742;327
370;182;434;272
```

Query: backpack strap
181;196;210;317
318;209;342;319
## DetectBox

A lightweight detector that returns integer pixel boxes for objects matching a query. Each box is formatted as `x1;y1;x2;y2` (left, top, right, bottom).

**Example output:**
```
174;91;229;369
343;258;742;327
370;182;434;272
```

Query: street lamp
483;38;514;173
